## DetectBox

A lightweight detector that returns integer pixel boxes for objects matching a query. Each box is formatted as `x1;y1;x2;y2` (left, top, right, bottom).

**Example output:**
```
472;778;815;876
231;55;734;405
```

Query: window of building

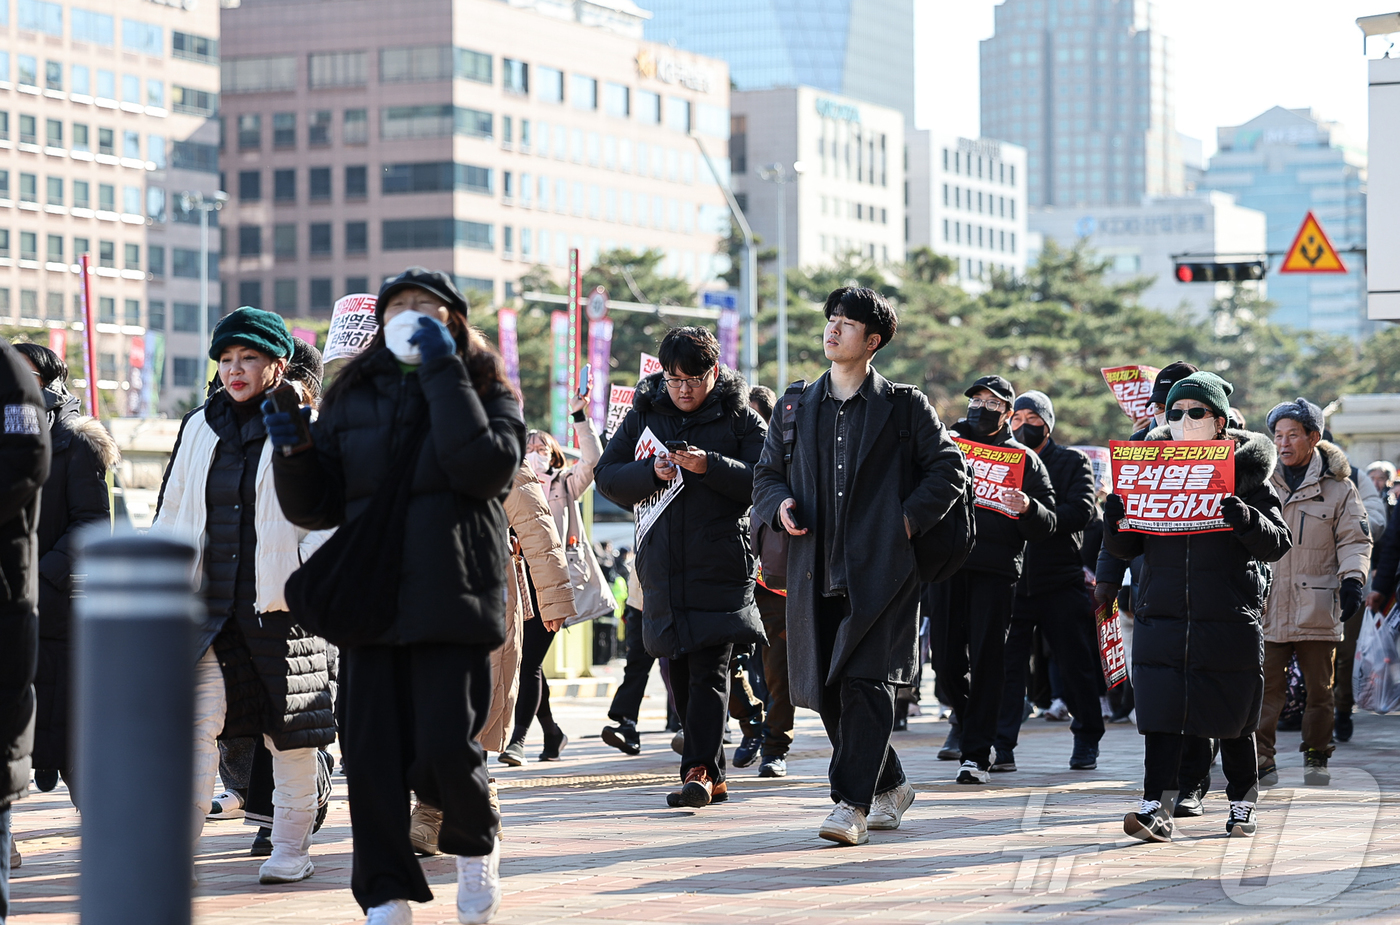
122;242;139;270
306;167;331;202
274;279;297;312
345;165;367;199
19;116;36;146
98;239;115;268
603;82;630;118
44;292;63;321
460;221;492;250
382;104;453;140
46;176;61;205
148;299;165;327
98;296;115;323
238;170;261;201
98;183;115;211
172;301;200;331
571;75;597;111
46;119;62;148
96;69;116;100
171;140;217;172
171;249;201;278
71;64;90;95
238;280;262;310
17;172;36;203
149;247;165;277
123;297;140;324
273;223;296;258
636;90;660;125
537;67;563;104
72;8;114;45
455;48;491;84
238;225;261;257
97;127;113;155
380;45;452;83
172;356;200;387
171;86;217;116
310;278;332;311
18;0;63;36
147;134;166;168
503;59;527;95
343;108;367;144
146;79;164;108
47;234;62;263
308;51;366;88
237;114;260;150
345;221;367;254
274;169;295;202
45;60;61;91
172;30;218;65
17;55;37;88
309;223;331;255
382;218;455;250
122;74;141;105
122;18;163;56
308;110;331;147
273;112;295;148
18;290;37;318
344;276;368;296
123;130;140;158
457;108;492;139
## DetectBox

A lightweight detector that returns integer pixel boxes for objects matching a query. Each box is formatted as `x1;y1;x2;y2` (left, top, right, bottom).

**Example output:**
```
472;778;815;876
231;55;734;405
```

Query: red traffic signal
1176;264;1194;283
1172;261;1266;283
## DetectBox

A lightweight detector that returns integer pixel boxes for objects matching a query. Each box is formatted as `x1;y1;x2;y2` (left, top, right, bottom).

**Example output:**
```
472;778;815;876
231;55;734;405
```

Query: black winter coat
32;393;116;770
1103;428;1293;738
948;421;1057;580
1018;439;1096;596
596;368;766;658
0;342;52;808
273;348;525;647
1371;501;1400;601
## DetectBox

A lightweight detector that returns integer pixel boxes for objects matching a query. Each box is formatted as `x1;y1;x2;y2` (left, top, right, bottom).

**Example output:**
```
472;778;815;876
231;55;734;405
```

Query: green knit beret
208;306;295;361
1165;371;1233;419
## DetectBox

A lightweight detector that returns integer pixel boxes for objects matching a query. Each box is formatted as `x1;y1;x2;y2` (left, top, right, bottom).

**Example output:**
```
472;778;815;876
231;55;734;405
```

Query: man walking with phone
753;287;967;846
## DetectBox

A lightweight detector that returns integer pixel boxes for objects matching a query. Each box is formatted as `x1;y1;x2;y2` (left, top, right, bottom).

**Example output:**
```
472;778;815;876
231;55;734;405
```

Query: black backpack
891;385;977;583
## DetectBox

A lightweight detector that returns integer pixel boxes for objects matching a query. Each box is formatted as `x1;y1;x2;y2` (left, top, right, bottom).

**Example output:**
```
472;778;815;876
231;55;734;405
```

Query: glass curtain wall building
980;0;1183;208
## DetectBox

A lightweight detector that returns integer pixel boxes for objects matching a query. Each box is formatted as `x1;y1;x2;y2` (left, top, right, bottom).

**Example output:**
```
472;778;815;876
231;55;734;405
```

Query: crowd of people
0;266;1394;924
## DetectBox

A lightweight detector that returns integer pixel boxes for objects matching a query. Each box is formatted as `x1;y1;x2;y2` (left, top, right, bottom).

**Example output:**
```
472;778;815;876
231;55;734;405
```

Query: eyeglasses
1166;407;1213;422
664;368;713;391
968;398;1007;412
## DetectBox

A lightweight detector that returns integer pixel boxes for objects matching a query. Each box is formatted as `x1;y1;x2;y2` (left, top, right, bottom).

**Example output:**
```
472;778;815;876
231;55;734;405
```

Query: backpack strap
780;380;807;466
892;385;915;498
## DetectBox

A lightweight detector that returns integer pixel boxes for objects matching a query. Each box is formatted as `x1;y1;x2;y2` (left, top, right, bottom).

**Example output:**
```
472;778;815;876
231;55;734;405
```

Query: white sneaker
365;899;413;925
456;838;502;924
1043;698;1070;721
867;782;915;830
818;801;868;845
955;760;990;784
258;849;314;884
207;789;245;820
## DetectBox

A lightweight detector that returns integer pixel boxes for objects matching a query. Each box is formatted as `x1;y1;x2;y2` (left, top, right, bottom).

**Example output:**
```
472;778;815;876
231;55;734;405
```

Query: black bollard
75;531;201;925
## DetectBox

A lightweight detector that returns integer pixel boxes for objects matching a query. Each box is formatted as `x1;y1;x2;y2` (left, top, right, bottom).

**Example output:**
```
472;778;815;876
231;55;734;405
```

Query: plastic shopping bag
1353;604;1400;714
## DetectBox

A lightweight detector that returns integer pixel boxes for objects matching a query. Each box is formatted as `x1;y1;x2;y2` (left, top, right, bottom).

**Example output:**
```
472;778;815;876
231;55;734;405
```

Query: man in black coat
991;391;1104;772
0;340;53;913
596;326;767;810
753;287;967;846
929;375;1056;784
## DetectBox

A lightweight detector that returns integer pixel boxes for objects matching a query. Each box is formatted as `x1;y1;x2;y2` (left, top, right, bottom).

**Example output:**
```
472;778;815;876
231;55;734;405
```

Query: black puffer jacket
1103;428;1293;738
32;392;117;770
1018;439;1096;596
596;369;767;658
273;348;525;647
948;421;1057;580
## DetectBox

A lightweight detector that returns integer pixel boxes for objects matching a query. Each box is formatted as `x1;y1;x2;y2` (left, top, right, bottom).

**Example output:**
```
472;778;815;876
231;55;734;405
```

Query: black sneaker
955;760;990;784
498;741;526;767
1173;793;1205;818
1335;708;1354;743
601;720;642;756
733;734;762;768
1303;748;1331;786
1123;800;1173;842
1226;801;1257;836
1258;762;1279;788
34;769;59;792
539;728;568;761
250;826;273;857
938;726;962;761
989;750;1017;773
758;755;787;778
1069;741;1099;770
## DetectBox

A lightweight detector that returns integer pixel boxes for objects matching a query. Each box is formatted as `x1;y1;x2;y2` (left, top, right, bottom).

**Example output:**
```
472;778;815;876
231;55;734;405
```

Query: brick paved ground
11;673;1400;925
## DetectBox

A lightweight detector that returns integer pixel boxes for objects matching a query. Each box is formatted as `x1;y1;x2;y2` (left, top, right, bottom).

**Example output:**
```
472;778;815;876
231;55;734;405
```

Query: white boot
456;838;501;923
366;899;413;925
258;806;315;883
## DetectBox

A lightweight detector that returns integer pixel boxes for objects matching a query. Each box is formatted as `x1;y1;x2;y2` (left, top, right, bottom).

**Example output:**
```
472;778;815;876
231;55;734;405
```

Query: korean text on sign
633;425;683;546
322;294;378;364
1096;599;1127;689
1101;365;1161;421
954;438;1027;520
1109;440;1235;534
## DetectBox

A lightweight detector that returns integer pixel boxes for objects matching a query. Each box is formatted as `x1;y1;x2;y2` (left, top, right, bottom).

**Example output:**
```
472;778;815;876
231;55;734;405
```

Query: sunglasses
1166;407;1214;422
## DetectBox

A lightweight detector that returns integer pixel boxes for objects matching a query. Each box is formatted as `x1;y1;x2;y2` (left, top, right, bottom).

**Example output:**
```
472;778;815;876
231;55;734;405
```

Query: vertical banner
586;317;613;432
142;332;164;418
48;327;67;360
1109;440;1236;534
497;308;521;397
567;249;581;433
705;291;740;369
550;310;570;441
1101;365;1161;421
79;253;99;419
127;335;145;416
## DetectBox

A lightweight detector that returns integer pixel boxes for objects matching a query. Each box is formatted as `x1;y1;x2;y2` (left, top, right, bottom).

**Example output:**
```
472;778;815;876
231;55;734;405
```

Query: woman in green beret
154;306;334;886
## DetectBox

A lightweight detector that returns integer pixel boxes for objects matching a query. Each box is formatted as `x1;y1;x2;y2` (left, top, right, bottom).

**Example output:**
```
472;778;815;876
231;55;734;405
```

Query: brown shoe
409;802;442;856
665;768;718;808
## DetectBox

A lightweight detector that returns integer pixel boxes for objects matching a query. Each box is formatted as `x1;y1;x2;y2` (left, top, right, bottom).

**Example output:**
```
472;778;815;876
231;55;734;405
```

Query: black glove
1103;493;1125;527
1093;581;1121;607
261;403;312;452
1220;496;1254;532
1340;577;1365;621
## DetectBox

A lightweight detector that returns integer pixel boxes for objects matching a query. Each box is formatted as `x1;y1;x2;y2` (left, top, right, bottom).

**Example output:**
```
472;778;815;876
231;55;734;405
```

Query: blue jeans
1;804;11;924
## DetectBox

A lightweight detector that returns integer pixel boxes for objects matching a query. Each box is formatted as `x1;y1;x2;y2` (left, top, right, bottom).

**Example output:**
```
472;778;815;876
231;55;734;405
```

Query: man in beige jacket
1256;399;1371;788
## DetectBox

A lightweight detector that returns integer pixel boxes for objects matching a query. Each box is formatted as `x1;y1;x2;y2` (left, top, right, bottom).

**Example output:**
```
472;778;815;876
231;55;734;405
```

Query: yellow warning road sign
1280;211;1347;274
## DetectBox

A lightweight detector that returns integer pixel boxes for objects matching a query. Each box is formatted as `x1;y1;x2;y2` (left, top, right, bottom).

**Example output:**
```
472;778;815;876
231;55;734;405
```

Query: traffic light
1173;261;1266;283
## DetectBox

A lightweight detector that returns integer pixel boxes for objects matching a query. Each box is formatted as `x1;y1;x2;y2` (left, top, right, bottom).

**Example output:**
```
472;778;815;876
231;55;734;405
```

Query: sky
914;0;1392;160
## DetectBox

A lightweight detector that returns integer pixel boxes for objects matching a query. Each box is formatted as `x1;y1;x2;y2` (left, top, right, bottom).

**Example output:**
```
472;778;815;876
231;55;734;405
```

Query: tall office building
1203;107;1370;338
218;0;732;319
0;0;221;414
642;0;915;124
980;0;1183;208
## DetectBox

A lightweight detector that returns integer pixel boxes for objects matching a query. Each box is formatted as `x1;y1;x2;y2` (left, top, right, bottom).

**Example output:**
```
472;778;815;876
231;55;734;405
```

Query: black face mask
965;406;1002;437
1014;423;1046;448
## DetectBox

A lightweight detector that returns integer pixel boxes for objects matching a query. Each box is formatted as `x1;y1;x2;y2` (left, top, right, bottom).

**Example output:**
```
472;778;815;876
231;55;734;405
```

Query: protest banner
1109;440;1235;534
322;294;378;364
633;425;682;545
1070;445;1112;494
954;438;1027;519
497;308;521;396
1096;598;1127;688
640;352;662;379
586;317;614;432
1101;365;1161;421
550;311;570;441
606;385;635;438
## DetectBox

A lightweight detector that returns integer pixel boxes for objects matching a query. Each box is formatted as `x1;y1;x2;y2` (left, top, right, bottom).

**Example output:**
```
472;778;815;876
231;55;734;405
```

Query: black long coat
1018;439;1096;595
1103;427;1293;738
273;348;525;647
752;370;967;710
0;343;51;807
32;393;116;770
595;368;767;658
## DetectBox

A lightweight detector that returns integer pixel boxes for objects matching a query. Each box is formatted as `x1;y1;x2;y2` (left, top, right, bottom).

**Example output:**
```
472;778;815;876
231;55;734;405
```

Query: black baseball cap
1149;361;1199;406
376;267;468;322
965;375;1015;405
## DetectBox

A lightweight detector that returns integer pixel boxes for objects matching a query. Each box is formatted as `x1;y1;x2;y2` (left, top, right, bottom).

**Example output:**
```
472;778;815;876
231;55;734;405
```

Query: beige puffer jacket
1263;441;1372;643
477;462;576;752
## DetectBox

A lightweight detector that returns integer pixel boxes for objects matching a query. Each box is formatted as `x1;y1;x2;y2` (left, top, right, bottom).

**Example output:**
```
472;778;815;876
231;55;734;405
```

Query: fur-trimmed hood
1145;425;1277;497
48;392;120;469
632;366;750;417
72;416;121;469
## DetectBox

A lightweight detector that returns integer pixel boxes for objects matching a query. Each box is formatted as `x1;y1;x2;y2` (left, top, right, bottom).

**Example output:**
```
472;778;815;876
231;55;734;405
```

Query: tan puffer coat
477;461;575;751
1264;440;1372;643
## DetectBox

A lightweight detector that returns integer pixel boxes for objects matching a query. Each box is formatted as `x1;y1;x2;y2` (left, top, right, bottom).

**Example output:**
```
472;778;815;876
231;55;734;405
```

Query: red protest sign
1109;440;1235;535
1101;365;1160;421
954;438;1027;519
1096;599;1127;688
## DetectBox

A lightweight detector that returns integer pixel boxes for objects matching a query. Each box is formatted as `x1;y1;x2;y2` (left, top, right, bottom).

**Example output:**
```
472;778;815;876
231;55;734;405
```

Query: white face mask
1154;411;1167;428
1169;413;1218;442
527;451;551;477
384;310;427;365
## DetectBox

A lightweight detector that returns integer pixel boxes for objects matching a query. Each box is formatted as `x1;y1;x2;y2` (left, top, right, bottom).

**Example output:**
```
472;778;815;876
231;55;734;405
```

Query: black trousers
930;569;1019;766
511;616;560;743
1143;731;1257;806
607;606;654;724
994;583;1106;754
669;643;732;783
816;594;904;810
343;644;497;911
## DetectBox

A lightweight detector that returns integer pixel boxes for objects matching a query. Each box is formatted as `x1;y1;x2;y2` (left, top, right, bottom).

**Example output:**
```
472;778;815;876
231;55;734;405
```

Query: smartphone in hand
577;363;591;398
663;440;690;454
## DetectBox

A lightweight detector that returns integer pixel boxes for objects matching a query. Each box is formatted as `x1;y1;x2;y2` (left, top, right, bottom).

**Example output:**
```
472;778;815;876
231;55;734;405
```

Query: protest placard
1109;440;1235;534
323;294;378;363
1069;445;1112;494
954;438;1027;519
640;352;662;379
633;425;682;545
606;385;635;438
1101;365;1161;421
1096;598;1127;688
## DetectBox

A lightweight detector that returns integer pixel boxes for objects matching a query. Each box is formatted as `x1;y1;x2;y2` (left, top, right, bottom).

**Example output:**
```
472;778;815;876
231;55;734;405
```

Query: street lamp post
757;162;803;389
179;190;228;399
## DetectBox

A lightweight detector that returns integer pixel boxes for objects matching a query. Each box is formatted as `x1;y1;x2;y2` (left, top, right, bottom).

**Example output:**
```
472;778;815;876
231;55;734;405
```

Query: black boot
539;727;569;761
1335;708;1354;743
250;827;272;857
34;769;59;792
602;719;642;756
938;722;962;761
